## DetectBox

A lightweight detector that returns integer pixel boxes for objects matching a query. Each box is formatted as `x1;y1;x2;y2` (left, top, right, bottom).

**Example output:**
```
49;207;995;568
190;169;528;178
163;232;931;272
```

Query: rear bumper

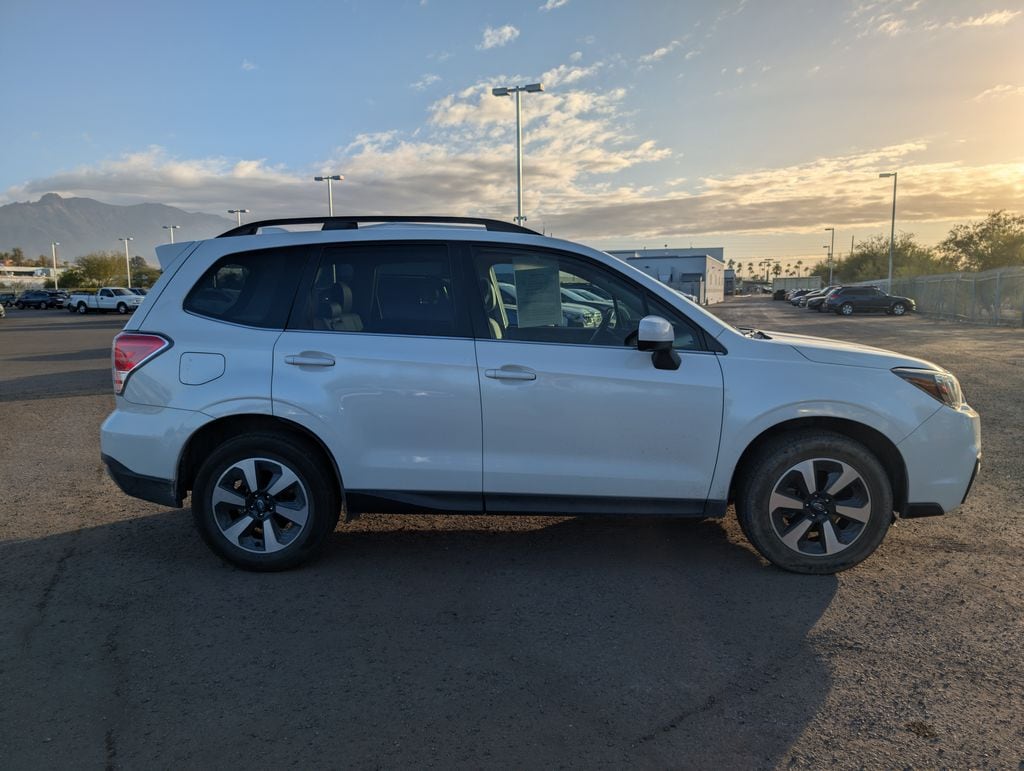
102;454;181;508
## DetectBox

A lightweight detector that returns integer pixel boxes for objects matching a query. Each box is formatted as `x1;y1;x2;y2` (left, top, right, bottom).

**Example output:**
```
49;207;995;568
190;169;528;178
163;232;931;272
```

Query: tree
76;252;127;286
771;263;782;278
937;210;1024;271
812;232;947;283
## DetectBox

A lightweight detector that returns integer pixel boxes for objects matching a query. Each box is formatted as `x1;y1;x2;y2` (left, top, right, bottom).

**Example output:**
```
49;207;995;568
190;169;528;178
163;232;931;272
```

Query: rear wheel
116;302;128;314
840;303;854;315
736;431;892;574
192;433;340;571
77;303;88;314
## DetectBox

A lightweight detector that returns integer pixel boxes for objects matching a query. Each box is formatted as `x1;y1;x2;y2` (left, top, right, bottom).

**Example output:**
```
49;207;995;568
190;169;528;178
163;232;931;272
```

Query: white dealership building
607;248;726;304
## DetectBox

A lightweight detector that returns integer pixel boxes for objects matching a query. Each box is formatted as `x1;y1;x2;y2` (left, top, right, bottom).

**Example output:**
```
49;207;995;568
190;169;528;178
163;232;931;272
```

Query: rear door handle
285;353;335;367
484;368;536;381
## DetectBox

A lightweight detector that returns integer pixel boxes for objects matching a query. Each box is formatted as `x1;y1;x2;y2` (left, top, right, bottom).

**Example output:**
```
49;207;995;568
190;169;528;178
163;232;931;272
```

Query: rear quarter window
184;247;307;329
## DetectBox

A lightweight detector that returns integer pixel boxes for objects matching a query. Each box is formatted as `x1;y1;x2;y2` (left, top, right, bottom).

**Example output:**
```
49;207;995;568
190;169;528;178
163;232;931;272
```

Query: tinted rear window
184;247;307;329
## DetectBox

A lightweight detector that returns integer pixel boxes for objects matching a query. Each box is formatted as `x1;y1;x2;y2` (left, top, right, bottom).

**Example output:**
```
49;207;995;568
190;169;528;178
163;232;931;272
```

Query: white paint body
101;226;980;517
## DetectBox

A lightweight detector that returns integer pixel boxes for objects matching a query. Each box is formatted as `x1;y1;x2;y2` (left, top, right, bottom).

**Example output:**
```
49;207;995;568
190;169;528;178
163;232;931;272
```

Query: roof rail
217;215;541;238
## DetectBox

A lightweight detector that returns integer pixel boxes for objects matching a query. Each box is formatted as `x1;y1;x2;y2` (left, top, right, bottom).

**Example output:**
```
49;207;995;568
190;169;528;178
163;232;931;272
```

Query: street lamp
228;208;250;227
879;172;898;292
119;237;134;288
491;81;544;225
51;241;60;290
824;227;835;284
162;224;181;243
313;175;344;216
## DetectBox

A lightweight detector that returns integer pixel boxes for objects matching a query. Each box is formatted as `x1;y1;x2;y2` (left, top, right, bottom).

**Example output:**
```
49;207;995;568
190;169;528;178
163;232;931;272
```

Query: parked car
14;290;54;309
100;215;980;575
772;289;787;301
0;292;16;307
806;287;841;311
824;286;916;316
67;287;144;314
45;290;69;308
798;285;839;309
788;289;814;305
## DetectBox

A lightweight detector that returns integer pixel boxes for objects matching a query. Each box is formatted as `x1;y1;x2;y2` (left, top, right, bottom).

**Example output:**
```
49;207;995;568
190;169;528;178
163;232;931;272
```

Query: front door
470;245;724;514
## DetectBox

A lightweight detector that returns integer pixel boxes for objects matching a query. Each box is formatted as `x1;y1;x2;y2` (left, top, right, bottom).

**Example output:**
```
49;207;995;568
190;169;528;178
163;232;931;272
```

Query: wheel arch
728;417;907;514
177;413;344;514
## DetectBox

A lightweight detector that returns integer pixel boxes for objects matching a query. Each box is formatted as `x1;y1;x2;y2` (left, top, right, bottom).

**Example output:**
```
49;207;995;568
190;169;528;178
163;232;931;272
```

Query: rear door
272;241;483;512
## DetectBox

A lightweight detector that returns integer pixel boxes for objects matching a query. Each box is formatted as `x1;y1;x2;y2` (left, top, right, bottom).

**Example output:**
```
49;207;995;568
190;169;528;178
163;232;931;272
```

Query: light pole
51;241;60;290
879;172;898;292
119;237;134;288
162;224;181;243
491;82;544;225
313;175;344;216
824;227;835;284
228;208;250;227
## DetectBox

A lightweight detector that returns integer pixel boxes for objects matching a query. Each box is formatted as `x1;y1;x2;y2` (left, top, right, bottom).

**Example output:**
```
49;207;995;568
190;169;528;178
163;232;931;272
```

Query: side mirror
637;315;680;371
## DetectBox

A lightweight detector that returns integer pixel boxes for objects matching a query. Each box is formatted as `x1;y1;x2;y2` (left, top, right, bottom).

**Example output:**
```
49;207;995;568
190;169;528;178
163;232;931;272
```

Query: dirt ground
0;300;1021;769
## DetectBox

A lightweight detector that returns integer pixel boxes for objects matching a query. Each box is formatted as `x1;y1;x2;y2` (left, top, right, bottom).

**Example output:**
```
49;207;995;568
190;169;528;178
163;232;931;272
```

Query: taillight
112;333;170;395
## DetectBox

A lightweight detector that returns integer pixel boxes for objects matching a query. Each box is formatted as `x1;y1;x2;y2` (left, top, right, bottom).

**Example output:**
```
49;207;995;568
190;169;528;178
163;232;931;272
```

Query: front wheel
891;302;907;316
192;433;340;571
736;431;892;574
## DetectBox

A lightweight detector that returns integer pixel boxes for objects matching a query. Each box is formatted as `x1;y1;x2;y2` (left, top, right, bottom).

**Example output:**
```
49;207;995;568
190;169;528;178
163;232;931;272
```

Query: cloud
541;61;603;87
972;84;1024;102
241;59;257;71
539;0;569;10
477;25;520;50
6;75;1022;247
410;73;441;90
638;40;681;64
945;9;1020;28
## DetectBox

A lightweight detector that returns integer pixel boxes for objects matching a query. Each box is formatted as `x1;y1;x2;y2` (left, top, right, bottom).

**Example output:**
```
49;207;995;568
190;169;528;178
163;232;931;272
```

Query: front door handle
484;368;536;381
285;353;335;367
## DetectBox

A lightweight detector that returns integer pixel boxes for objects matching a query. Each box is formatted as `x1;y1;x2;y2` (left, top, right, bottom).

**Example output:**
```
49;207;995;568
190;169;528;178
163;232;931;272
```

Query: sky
1;0;1022;269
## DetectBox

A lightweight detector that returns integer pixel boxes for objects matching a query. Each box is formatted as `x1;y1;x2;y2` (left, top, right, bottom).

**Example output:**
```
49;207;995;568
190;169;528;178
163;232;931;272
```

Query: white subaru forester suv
101;216;981;574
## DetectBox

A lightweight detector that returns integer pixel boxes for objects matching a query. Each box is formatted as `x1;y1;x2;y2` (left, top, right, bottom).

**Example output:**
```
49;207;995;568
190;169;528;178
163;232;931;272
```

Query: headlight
892;368;964;409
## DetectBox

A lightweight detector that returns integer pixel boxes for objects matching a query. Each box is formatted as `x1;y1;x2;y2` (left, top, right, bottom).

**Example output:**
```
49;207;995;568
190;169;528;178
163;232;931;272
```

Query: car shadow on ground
0;368;110;401
1;510;837;768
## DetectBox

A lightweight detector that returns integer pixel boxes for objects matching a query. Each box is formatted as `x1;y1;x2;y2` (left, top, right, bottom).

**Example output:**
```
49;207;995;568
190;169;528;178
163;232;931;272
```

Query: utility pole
313;175;344;216
162;225;181;243
824;227;835;285
879;172;898;292
119;237;134;288
491;82;544;225
228;209;250;227
51;241;60;290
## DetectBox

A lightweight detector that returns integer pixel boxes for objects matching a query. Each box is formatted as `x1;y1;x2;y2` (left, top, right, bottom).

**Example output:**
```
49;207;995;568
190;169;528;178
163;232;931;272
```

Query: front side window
298;243;460;337
473;248;648;347
184;247;306;329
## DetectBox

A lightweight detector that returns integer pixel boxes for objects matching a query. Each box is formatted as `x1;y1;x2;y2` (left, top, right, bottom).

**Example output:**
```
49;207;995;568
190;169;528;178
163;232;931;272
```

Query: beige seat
315;282;363;331
480;269;507;339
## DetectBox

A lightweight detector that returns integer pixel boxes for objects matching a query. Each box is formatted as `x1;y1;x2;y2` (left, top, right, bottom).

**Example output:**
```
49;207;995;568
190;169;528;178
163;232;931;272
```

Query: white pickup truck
67;287;144;315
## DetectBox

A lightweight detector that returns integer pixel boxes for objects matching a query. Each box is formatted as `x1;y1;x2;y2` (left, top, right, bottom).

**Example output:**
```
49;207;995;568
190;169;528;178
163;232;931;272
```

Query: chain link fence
852;266;1024;326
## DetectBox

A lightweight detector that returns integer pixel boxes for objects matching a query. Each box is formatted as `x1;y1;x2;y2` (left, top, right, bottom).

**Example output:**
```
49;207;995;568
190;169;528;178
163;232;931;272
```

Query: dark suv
824;286;915;316
14;290;55;309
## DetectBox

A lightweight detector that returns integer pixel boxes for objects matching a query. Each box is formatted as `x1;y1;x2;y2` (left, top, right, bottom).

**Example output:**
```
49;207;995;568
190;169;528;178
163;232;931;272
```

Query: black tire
14;302;24;309
736;430;893;574
116;302;128;314
192;432;340;571
891;302;906;316
77;303;88;314
840;302;854;316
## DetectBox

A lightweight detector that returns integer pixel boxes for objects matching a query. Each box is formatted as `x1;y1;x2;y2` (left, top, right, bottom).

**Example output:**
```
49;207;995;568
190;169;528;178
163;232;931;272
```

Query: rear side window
184;247;306;329
295;243;463;337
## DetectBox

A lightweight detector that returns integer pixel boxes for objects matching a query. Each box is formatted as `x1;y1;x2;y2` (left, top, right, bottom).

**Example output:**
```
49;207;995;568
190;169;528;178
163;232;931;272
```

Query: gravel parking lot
1;300;1021;769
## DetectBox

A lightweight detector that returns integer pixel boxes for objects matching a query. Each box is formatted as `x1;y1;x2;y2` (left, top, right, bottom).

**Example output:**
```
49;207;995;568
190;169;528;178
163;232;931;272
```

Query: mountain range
0;194;235;266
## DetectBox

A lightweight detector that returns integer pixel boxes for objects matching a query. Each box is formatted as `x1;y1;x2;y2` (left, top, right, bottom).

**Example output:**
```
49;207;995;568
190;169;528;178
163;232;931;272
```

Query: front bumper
898;402;981;515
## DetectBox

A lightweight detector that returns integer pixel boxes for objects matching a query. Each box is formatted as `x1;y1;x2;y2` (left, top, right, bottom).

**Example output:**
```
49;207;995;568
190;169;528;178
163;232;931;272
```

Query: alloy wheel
211;457;310;554
768;457;871;557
